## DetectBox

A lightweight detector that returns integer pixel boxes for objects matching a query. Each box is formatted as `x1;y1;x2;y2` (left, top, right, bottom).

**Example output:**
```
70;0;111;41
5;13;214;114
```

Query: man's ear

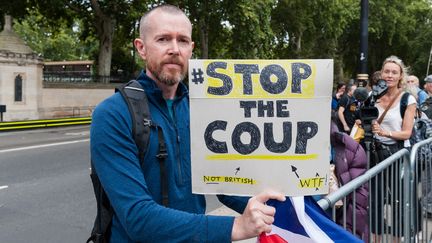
134;38;146;60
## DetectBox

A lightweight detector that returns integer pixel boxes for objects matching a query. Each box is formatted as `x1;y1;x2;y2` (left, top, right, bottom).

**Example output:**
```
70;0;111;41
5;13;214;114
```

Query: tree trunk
90;0;115;82
199;19;209;59
334;58;344;83
96;17;115;82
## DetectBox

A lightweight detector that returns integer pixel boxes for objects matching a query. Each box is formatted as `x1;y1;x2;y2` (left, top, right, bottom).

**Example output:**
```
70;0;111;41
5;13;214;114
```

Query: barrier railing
318;137;432;242
0;117;91;131
318;149;411;242
409;137;432;243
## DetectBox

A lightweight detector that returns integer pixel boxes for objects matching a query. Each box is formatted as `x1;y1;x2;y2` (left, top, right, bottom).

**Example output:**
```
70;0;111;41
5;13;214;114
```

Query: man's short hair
139;4;189;39
425;75;432;83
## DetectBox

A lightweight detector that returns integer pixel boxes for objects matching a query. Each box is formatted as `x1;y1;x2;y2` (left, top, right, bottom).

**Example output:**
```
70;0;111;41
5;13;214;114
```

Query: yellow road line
0;117;91;125
0;117;92;131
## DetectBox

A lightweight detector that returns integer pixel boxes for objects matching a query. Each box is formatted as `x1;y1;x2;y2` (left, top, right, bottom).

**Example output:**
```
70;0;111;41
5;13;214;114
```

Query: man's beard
147;61;186;86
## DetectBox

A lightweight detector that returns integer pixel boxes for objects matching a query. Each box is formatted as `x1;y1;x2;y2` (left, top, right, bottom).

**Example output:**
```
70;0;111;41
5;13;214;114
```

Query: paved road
0;126;233;243
0;126;94;242
4;126;430;243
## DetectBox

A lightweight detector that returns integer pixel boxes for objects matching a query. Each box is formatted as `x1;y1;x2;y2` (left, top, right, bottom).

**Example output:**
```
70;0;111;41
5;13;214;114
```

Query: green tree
400;0;432;79
30;0;148;78
224;0;276;58
5;0;432;83
178;0;229;58
366;0;432;78
172;0;275;59
271;0;432;82
272;0;358;81
13;9;97;61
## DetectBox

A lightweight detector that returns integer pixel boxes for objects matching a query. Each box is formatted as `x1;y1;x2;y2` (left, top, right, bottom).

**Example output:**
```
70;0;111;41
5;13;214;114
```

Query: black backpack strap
400;92;423;119
155;126;169;206
117;80;169;206
400;92;410;118
116;80;151;163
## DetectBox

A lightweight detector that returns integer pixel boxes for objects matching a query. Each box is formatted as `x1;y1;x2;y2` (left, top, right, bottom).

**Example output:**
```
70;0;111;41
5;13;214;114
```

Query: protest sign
189;59;333;196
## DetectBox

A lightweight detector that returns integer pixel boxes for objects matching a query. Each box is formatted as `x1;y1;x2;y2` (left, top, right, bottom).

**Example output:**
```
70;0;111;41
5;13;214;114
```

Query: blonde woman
372;55;416;147
369;55;418;241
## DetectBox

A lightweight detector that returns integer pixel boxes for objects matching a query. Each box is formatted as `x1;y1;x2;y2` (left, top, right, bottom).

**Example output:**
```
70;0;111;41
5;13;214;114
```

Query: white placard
189;59;333;196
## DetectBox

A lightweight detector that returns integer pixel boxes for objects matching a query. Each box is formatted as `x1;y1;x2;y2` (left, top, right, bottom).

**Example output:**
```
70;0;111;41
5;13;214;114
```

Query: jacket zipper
172;102;183;184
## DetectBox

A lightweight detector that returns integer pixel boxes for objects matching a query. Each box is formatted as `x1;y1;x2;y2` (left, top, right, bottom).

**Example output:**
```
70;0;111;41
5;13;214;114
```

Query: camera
354;79;388;141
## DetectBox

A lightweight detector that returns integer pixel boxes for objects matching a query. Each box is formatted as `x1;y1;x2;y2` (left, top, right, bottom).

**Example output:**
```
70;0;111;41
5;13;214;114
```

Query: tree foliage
3;0;432;84
23;0;149;77
366;0;432;80
13;8;97;61
223;0;276;58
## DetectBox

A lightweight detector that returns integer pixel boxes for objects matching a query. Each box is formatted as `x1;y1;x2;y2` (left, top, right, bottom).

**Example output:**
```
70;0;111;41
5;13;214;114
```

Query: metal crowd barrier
409;137;432;243
318;137;432;243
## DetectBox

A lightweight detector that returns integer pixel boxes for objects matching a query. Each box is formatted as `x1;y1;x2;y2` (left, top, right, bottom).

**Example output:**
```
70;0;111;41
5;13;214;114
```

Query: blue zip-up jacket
91;72;247;242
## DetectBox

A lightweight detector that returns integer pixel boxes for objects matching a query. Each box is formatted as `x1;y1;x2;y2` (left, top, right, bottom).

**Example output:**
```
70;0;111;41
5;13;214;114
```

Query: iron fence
43;72;133;84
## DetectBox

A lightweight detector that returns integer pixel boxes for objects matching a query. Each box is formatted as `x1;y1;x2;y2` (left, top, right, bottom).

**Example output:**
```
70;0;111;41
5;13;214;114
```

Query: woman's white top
375;94;416;147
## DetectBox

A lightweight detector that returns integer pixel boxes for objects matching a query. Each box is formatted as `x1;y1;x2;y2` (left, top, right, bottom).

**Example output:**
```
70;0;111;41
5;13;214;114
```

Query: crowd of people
331;55;432;241
333;64;432;137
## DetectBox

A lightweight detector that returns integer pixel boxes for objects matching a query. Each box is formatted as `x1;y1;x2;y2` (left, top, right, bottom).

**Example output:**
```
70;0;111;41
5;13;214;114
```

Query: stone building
0;15;43;120
0;15;114;121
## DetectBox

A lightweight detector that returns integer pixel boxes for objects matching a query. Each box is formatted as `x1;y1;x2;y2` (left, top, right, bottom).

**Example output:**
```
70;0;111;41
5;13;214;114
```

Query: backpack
86;80;168;243
400;92;432;146
420;96;432;119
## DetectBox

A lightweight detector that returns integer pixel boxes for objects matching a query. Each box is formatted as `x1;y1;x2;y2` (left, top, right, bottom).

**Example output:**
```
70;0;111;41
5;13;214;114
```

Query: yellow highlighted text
203;176;256;185
206;154;318;160
298;177;325;188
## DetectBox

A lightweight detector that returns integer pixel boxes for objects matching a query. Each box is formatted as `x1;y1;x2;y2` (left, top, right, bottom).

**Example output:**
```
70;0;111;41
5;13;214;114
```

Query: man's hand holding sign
232;190;286;241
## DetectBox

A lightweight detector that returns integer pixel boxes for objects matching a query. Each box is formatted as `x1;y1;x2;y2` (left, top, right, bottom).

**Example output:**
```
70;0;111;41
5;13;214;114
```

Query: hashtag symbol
191;68;204;85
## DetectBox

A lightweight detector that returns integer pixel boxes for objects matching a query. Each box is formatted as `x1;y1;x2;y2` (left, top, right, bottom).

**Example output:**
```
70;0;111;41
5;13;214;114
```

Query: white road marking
0;139;89;153
0;185;9;190
65;132;90;136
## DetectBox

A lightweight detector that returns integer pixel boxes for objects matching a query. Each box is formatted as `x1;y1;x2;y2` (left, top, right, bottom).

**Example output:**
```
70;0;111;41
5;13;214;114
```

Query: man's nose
168;40;180;55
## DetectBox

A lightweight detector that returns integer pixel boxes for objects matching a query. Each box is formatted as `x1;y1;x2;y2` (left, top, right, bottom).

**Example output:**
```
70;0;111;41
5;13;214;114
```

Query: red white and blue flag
259;196;362;243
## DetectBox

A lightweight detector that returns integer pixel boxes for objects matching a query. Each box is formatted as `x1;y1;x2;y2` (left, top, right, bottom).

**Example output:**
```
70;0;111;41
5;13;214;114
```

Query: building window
15;74;23;102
